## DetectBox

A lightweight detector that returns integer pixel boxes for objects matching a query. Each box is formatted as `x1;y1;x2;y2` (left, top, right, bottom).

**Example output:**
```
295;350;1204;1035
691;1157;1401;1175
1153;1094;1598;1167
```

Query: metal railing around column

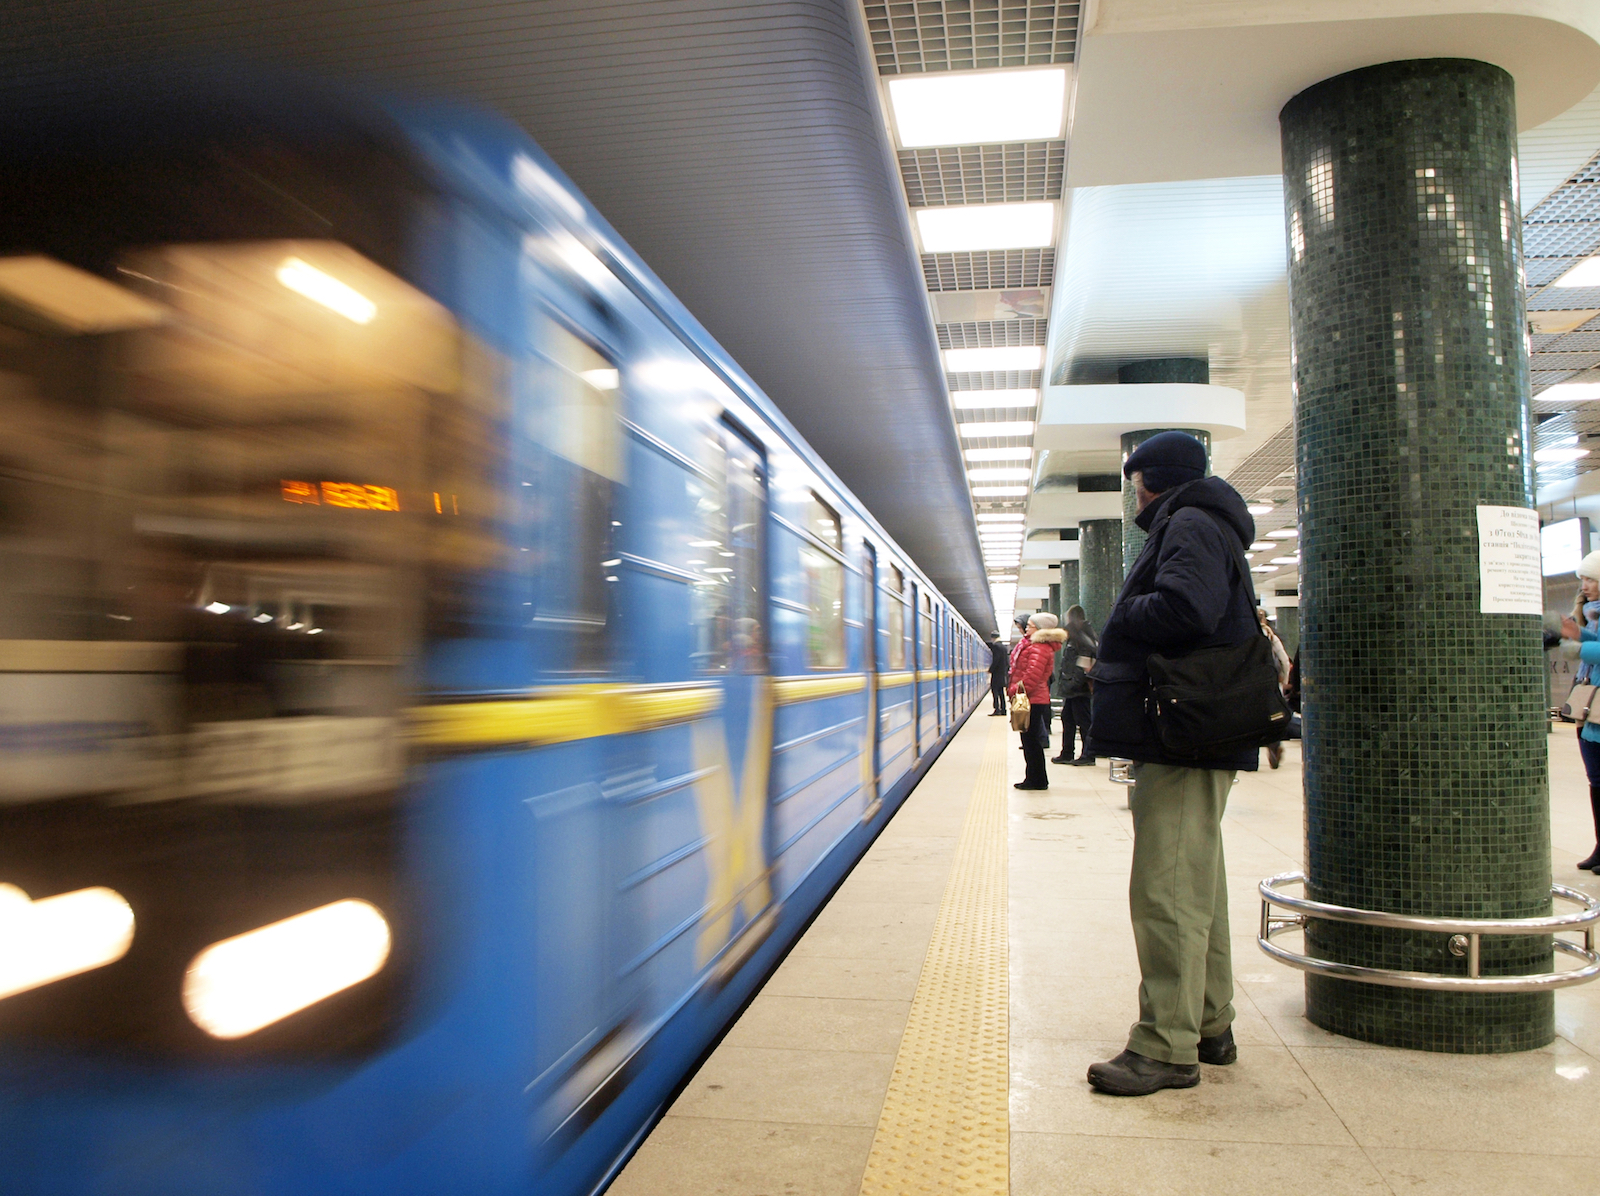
1257;871;1600;992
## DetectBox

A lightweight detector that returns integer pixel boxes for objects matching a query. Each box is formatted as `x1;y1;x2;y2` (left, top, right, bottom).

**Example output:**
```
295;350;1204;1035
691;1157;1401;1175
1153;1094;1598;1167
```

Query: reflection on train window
0;239;457;1051
920;592;936;669
691;424;766;674
885;565;906;670
531;320;621;672
801;493;844;670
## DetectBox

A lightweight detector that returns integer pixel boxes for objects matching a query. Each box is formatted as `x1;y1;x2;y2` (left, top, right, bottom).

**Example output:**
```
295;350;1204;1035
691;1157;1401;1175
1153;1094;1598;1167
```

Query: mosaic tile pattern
1282;60;1552;1053
1077;519;1122;636
1058;559;1079;620
1120;424;1211;573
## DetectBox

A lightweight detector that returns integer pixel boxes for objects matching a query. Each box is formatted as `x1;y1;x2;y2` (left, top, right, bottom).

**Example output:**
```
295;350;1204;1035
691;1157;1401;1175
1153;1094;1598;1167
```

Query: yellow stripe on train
409;682;721;748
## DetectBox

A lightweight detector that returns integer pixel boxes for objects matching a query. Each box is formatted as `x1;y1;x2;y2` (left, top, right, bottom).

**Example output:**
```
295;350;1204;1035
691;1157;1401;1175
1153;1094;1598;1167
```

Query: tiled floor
610;712;1600;1195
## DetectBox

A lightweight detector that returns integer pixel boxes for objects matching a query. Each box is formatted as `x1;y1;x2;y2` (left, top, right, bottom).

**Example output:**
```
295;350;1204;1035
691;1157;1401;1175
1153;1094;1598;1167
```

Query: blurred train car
0;76;985;1195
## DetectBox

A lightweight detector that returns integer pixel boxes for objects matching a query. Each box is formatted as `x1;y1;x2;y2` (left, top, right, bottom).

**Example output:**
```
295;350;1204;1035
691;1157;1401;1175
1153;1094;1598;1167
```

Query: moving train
0;75;985;1194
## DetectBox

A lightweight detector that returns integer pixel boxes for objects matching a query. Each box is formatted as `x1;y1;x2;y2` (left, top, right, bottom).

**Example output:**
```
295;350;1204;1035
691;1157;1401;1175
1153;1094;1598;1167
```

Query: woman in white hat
1558;549;1600;872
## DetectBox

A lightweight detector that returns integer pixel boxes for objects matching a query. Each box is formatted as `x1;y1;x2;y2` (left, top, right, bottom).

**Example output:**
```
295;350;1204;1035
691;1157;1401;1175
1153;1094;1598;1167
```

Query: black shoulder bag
1143;514;1293;758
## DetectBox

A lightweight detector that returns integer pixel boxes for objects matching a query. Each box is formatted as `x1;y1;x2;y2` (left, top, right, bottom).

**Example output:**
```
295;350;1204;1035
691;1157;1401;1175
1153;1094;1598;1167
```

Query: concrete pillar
1116;361;1213;572
1058;559;1080;618
1078;519;1122;637
1283;59;1549;1052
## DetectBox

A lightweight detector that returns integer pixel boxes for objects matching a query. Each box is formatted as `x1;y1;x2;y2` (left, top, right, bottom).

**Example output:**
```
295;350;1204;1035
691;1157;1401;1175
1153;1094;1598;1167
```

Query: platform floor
610;713;1600;1196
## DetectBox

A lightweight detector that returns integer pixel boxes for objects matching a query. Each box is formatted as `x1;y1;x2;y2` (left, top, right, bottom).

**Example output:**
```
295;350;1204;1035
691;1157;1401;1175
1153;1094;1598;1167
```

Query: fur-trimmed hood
1030;628;1068;644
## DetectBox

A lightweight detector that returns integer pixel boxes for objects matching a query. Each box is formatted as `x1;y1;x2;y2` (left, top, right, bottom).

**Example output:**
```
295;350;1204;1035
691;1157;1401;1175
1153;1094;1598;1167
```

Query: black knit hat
1123;430;1206;494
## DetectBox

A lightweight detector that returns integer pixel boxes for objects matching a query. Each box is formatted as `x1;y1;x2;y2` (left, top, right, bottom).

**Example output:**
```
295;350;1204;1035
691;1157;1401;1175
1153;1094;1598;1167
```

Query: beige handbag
1564;682;1600;725
1009;690;1032;731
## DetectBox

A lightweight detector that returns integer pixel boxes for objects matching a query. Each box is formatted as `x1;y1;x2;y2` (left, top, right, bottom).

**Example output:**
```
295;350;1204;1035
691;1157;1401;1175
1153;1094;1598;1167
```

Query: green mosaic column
1120;424;1212;572
1058;559;1080;619
1283;59;1550;1053
1078;519;1122;636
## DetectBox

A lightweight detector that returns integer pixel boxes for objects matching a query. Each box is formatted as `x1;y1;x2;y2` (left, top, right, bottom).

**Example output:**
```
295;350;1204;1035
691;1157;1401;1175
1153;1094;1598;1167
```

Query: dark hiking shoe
1087;1050;1200;1096
1198;1027;1237;1066
1013;780;1048;790
1578;848;1600;870
1049;755;1070;764
1070;756;1097;766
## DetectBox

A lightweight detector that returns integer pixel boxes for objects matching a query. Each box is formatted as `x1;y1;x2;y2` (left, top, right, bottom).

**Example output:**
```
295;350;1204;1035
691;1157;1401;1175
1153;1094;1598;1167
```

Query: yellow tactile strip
859;716;1009;1195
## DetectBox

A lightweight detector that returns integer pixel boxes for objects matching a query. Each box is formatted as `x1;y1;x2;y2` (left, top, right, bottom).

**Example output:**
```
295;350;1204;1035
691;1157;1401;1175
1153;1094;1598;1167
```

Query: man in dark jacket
986;632;1009;715
1085;431;1258;1097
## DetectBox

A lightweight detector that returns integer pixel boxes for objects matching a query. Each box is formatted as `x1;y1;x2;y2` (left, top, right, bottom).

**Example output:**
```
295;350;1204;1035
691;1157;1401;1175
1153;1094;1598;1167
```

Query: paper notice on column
1476;505;1543;615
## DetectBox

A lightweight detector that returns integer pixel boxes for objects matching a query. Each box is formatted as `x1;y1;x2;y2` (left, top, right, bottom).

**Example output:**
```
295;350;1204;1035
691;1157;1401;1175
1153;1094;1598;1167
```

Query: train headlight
183;899;391;1039
0;884;135;1000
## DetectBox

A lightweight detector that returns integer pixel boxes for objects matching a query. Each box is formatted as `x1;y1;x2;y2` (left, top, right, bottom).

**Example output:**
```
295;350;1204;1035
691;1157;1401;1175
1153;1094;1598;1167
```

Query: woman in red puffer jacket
1009;612;1068;790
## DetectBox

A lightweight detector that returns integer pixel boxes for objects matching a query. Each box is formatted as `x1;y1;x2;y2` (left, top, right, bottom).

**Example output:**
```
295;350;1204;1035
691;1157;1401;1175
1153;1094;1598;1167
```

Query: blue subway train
0;78;984;1194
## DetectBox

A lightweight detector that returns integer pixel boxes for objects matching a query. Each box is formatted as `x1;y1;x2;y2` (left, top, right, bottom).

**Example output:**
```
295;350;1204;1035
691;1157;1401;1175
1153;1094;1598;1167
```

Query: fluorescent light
276;258;376;324
1251;565;1277;573
960;421;1035;438
580;368;620;391
888;68;1068;148
954;388;1039;409
204;601;230;615
183;899;391;1039
1552;255;1600;287
1267;528;1299;538
965;447;1032;462
0;884;135;1001
973;485;1028;496
968;467;1032;481
1270;557;1301;565
917;202;1055;253
1541;382;1600;402
1249;541;1274;551
976;513;1026;522
252;613;273;623
987;574;1018;582
1534;447;1591;463
945;346;1045;372
1246;503;1275;515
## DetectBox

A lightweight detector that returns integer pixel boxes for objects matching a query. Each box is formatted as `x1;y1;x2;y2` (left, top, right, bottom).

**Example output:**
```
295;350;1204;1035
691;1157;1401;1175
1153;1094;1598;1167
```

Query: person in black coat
986;632;1009;715
1083;431;1259;1100
1050;605;1098;765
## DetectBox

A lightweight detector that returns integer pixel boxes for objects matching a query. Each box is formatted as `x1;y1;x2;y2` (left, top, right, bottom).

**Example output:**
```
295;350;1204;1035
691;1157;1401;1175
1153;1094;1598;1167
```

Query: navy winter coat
988;639;1010;675
1086;475;1261;771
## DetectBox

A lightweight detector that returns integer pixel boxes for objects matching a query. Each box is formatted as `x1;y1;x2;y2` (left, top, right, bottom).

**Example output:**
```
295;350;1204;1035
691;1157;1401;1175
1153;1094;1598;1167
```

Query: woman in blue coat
1558;549;1600;873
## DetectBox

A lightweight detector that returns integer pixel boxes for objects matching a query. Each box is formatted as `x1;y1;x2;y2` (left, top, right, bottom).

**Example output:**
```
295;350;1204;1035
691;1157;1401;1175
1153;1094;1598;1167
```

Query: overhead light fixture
204;601;231;615
1250;565;1277;574
277;257;377;324
1246;503;1275;515
947;346;1045;373
916;202;1055;253
1267;528;1299;538
0;256;167;334
1540;382;1600;402
887;67;1068;148
1270;556;1301;565
976;513;1026;522
965;447;1032;462
987;574;1018;582
960;421;1035;438
183;899;391;1039
973;485;1028;496
954;388;1039;409
1552;255;1600;288
1249;541;1274;551
0;884;135;1001
968;467;1032;481
1534;446;1590;463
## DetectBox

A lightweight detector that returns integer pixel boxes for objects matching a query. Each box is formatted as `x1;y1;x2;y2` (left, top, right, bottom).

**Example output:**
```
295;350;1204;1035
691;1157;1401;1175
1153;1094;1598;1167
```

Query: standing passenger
1051;604;1098;766
1084;431;1259;1096
1009;612;1066;790
1256;607;1292;769
1558;551;1600;873
987;632;1009;715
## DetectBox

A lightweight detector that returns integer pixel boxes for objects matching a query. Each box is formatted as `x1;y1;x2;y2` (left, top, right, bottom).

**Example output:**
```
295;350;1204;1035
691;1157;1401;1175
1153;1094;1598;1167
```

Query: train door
909;582;923;757
697;419;774;978
860;541;880;821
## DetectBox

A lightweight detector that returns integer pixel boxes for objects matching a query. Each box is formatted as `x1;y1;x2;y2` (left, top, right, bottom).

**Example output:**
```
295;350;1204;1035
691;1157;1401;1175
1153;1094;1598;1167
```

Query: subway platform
611;712;1600;1196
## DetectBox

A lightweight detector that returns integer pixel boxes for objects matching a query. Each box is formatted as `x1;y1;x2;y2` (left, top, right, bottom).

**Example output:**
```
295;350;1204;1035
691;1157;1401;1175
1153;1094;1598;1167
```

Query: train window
0;237;455;1053
800;491;843;670
885;565;906;670
920;593;935;669
531;320;621;672
692;424;766;674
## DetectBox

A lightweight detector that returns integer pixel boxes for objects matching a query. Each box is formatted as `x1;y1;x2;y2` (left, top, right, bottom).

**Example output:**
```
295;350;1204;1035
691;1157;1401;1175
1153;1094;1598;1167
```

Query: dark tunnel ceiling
3;0;993;631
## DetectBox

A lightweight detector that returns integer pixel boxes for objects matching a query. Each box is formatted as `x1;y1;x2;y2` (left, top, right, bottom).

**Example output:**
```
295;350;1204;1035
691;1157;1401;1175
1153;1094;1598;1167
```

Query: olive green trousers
1125;761;1237;1065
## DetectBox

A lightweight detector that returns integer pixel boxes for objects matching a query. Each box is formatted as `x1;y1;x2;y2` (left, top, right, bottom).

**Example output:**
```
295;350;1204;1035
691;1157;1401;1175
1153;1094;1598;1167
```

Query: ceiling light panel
953;388;1039;409
888;68;1068;148
1553;255;1600;287
973;485;1029;496
946;346;1045;372
1541;382;1600;402
968;467;1032;481
916;202;1055;253
965;447;1032;461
